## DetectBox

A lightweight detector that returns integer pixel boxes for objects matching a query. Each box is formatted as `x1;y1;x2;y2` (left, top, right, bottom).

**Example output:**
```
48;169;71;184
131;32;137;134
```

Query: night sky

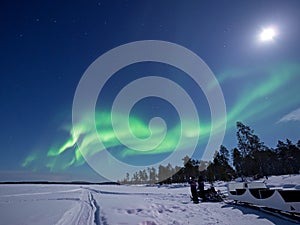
1;0;300;182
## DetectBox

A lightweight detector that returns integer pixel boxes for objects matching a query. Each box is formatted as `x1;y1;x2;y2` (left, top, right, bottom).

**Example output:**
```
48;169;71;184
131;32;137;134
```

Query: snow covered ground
0;175;299;225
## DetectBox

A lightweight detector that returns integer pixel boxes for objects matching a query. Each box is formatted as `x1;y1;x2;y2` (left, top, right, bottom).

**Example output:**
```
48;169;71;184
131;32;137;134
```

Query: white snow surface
0;175;299;225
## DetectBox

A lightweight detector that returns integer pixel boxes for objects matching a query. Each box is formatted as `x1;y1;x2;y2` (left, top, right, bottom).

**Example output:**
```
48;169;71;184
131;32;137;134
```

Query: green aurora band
22;62;300;172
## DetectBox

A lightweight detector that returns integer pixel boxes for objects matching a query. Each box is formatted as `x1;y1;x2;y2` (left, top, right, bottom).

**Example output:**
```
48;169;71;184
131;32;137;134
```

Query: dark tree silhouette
119;122;300;184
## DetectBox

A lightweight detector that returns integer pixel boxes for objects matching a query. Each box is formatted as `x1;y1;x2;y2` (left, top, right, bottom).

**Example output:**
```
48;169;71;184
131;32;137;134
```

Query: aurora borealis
1;1;300;181
21;62;300;180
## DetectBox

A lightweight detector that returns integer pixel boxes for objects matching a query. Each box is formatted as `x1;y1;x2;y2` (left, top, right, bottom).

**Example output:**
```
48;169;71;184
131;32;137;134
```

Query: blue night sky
1;0;300;182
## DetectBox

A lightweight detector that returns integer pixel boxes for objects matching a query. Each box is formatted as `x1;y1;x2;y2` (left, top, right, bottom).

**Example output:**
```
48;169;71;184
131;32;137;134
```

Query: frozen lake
0;175;299;225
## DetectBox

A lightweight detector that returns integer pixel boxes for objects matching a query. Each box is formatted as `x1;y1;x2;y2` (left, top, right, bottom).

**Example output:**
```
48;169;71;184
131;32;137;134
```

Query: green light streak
47;138;77;156
226;63;300;124
22;153;38;167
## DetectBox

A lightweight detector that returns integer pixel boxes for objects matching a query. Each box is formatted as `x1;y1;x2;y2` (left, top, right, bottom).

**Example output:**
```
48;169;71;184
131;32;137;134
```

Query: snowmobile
190;185;224;203
198;186;224;202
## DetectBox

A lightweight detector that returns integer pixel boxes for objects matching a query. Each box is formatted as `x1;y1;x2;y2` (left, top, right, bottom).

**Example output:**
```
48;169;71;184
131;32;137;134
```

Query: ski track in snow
56;189;95;225
0;175;299;225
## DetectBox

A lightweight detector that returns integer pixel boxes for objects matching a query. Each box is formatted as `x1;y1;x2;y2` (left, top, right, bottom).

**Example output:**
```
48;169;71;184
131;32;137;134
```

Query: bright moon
260;27;276;41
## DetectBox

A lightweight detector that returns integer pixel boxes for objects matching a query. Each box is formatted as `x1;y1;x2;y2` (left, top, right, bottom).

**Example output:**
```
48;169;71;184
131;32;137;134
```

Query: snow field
0;175;299;225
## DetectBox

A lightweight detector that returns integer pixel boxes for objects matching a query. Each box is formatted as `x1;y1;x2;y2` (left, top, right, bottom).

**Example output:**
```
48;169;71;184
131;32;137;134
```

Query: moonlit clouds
277;108;300;123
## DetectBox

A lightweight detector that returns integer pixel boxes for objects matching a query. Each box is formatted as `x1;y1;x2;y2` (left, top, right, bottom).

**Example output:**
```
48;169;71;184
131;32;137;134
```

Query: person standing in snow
197;176;206;201
188;177;199;203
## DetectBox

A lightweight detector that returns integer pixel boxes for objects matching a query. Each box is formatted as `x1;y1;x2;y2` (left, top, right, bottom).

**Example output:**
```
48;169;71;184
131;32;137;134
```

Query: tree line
119;122;300;184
